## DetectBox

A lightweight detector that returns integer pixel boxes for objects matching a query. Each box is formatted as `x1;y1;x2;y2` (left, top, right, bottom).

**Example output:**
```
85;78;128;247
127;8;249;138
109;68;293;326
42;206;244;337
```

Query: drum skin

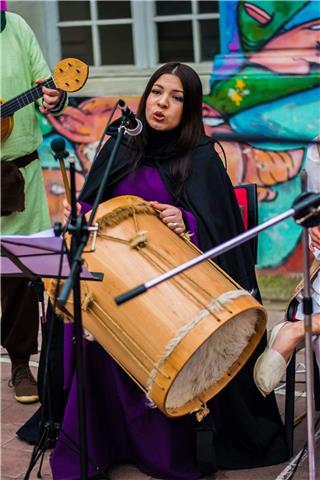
56;195;267;417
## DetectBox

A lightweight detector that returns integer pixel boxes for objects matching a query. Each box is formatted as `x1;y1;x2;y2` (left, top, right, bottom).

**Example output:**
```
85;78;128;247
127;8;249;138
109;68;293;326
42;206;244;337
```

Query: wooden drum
67;195;266;418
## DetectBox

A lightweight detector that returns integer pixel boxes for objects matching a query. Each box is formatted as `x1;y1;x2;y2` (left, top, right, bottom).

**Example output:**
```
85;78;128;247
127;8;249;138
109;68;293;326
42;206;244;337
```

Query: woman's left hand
36;78;63;114
150;201;186;235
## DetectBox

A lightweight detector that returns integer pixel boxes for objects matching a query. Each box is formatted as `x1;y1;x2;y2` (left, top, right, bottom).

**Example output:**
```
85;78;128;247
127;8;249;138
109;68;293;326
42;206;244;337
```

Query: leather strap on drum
195;414;218;475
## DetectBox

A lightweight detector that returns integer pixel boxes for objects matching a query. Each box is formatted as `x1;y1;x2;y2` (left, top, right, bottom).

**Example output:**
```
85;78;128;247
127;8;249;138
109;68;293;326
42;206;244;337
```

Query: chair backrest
233;183;258;264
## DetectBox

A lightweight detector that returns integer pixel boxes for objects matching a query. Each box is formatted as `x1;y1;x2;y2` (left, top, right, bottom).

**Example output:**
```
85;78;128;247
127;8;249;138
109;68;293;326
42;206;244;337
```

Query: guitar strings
0;78;55;117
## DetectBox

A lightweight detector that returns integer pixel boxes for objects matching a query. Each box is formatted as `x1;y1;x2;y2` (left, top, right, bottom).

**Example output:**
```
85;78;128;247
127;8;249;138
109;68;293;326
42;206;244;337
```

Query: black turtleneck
142;125;181;165
145;124;181;148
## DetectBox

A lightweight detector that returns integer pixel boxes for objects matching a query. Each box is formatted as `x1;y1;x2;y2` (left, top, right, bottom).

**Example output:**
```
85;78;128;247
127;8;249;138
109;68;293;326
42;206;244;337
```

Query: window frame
46;0;220;73
152;0;220;64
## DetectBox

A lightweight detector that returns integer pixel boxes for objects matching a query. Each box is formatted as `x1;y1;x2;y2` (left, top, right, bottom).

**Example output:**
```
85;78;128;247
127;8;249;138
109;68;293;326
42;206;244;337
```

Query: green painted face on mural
238;0;309;50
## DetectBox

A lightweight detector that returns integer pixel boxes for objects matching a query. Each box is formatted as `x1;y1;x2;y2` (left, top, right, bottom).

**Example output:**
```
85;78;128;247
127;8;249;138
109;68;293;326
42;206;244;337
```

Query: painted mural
38;0;319;272
203;0;320;270
37;96;140;223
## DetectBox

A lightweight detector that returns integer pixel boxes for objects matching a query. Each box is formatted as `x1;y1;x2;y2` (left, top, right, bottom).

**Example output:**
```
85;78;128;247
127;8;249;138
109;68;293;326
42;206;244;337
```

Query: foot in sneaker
9;360;39;404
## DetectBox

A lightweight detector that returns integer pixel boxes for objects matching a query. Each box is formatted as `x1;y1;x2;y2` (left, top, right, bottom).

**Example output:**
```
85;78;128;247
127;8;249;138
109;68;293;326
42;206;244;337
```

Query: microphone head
50;137;69;159
118;99;125;108
51;137;66;153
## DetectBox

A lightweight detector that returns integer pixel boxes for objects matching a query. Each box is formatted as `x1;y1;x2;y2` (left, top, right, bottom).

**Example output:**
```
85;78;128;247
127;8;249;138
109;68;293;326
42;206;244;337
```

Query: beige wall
7;1;49;57
5;1;211;97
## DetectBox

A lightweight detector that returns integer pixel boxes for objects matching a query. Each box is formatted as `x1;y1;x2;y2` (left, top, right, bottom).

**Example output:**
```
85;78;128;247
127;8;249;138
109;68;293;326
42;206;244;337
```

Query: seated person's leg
254;314;320;397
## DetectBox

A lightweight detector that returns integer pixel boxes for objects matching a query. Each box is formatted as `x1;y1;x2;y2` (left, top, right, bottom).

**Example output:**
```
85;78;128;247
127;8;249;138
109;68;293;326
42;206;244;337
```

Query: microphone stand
69;152;89;478
57;113;132;478
115;192;320;480
300;171;316;478
301;225;316;479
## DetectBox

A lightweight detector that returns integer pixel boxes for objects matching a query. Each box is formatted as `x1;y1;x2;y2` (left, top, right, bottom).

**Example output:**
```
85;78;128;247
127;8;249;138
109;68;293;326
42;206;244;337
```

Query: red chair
233;183;258;264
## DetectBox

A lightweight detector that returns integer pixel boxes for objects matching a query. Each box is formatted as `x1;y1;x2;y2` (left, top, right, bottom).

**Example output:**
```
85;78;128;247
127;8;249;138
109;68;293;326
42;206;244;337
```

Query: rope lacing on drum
96;204;151;248
81;290;94;311
96;203;156;228
146;289;254;406
97;205;237;321
96;202;226;317
90;203;249;397
83;298;171;382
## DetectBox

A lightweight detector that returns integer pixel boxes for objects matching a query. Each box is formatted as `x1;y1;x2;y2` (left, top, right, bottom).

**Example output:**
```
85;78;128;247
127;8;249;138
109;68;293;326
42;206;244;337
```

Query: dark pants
1;277;39;359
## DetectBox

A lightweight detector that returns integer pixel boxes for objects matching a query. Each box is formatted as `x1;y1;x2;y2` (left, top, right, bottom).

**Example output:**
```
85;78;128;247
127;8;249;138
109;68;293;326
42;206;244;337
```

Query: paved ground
1;305;319;480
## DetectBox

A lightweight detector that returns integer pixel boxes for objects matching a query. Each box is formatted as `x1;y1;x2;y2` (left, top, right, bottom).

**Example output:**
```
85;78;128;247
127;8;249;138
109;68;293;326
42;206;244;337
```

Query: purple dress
50;167;201;480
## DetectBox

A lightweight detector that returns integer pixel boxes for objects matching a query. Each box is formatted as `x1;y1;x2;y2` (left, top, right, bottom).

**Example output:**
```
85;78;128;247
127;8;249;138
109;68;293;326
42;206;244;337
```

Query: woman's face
145;74;184;131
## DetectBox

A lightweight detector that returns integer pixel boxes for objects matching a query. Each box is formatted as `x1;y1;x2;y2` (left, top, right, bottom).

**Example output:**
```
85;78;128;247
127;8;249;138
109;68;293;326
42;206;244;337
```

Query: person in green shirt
1;10;66;403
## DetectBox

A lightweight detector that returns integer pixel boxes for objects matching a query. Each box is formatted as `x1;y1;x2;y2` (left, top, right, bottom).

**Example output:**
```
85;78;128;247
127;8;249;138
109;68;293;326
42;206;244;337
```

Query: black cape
80;123;257;292
79;124;289;471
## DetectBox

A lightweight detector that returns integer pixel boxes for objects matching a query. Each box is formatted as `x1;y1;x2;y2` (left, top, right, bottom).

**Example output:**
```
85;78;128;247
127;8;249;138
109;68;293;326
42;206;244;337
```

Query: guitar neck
0;77;56;117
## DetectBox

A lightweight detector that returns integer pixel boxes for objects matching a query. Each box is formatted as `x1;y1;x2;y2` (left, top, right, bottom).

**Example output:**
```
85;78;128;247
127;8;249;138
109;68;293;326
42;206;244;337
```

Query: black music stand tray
0;234;102;282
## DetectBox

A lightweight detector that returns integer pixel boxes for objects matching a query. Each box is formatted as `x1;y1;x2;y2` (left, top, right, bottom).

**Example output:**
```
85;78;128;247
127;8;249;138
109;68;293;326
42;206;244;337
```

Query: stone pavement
1;305;319;480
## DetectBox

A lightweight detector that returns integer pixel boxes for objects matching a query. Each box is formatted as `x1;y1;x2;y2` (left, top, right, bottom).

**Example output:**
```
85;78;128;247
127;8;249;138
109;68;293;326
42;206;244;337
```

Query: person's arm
305;138;320;254
26;18;67;114
310;226;320;252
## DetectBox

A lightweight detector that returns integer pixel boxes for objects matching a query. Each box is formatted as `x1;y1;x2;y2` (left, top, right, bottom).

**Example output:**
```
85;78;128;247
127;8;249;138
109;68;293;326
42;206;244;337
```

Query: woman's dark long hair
132;62;205;191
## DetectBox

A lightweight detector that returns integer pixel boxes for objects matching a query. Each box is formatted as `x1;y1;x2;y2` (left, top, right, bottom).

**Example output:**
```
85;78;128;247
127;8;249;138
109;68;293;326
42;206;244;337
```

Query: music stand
0;234;102;282
0;234;103;478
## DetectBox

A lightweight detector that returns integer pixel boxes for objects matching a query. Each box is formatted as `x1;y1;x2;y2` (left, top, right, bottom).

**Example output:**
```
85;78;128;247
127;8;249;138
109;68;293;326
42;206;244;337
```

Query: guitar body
0;98;14;142
0;58;88;143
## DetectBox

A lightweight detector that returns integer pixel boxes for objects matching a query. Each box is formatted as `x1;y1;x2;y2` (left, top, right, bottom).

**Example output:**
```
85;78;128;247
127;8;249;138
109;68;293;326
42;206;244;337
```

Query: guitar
0;58;89;142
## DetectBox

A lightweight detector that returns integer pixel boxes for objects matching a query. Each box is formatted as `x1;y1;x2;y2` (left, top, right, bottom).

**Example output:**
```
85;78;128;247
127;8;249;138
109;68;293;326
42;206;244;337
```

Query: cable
91;99;120;165
215;140;227;170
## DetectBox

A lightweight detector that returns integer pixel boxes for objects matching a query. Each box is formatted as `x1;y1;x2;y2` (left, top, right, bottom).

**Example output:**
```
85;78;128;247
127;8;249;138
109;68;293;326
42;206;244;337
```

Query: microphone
51;137;69;160
50;137;71;202
118;99;143;136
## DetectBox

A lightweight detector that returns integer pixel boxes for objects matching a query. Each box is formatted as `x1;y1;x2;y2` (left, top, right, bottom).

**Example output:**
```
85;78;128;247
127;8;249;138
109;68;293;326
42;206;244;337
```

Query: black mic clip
293;191;320;228
118;99;143;137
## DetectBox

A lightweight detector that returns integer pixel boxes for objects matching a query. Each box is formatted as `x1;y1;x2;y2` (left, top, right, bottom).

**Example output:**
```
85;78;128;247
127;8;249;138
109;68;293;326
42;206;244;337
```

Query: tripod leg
36;438;50;479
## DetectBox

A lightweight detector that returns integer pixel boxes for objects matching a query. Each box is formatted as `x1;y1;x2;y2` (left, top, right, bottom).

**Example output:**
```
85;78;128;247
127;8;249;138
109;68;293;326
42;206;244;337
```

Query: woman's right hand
63;198;81;224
